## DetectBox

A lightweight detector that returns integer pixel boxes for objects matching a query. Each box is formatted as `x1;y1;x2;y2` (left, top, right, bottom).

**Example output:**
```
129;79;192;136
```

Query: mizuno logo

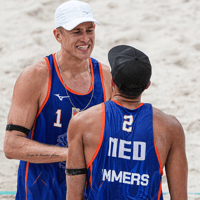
54;94;69;101
83;11;90;14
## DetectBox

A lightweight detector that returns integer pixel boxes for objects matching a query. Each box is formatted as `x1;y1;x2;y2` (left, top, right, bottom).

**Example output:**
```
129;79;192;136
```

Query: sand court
0;0;200;199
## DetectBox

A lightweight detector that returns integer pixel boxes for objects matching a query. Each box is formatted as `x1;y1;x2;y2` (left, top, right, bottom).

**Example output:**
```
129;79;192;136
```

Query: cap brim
62;17;100;31
108;45;131;69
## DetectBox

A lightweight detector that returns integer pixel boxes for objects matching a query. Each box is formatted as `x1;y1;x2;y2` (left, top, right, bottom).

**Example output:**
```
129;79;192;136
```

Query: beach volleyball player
4;1;111;199
66;45;188;200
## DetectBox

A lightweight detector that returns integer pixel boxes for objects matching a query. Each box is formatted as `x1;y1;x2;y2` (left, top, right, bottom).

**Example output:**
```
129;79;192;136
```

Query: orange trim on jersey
135;103;144;109
111;99;144;109
25;56;52;200
37;57;52;118
154;141;163;175
33;172;42;185
52;53;94;96
29;58;51;137
158;182;162;199
89;165;93;187
99;179;106;188
28;189;32;196
99;62;106;102
25;162;29;200
87;103;105;187
41;179;47;186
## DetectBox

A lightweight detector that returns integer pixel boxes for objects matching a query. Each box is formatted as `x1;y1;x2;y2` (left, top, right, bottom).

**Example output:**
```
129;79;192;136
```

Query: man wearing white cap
4;0;111;199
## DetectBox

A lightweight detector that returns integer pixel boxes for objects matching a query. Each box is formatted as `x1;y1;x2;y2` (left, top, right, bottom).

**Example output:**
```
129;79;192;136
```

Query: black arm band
65;168;87;175
6;124;30;136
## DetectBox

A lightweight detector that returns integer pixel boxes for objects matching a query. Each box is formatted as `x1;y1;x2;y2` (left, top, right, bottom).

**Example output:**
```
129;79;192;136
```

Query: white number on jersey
122;115;133;132
54;109;62;127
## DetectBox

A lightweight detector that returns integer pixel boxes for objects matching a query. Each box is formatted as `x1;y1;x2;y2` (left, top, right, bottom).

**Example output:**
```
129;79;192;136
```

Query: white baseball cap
55;0;99;31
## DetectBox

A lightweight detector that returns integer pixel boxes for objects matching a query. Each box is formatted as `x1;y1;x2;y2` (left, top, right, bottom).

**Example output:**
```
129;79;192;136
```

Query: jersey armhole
154;142;163;175
86;103;105;186
152;106;163;175
30;57;51;138
99;62;106;102
87;103;105;168
36;57;51;117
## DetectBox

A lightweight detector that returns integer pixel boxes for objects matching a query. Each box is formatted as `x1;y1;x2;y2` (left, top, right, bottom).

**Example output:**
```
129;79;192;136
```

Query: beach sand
0;0;200;199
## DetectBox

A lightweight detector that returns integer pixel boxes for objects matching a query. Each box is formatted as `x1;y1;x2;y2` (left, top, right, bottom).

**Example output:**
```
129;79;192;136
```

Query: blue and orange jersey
16;53;106;200
85;100;163;200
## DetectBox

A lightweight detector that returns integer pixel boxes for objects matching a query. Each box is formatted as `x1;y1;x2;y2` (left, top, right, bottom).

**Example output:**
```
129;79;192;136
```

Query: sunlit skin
4;20;112;165
66;82;188;200
54;22;96;63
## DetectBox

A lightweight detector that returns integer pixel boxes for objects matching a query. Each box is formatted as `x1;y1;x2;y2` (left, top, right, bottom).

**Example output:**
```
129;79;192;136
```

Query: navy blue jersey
85;100;163;200
16;53;106;200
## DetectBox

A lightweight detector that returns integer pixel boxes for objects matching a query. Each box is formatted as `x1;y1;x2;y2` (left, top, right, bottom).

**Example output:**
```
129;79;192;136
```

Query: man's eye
87;29;94;33
73;31;80;34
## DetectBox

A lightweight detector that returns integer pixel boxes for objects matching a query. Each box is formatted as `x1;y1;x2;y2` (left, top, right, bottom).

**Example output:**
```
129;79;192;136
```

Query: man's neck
55;51;92;94
57;50;90;75
112;95;142;110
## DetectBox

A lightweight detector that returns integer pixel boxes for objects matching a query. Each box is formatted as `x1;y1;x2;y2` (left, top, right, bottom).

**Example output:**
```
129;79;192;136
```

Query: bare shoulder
153;107;184;133
67;104;104;165
101;63;111;79
67;104;103;140
7;58;50;130
15;58;49;103
153;107;185;151
13;58;49;98
153;107;186;167
19;59;49;85
101;63;111;72
100;63;112;100
68;104;103;131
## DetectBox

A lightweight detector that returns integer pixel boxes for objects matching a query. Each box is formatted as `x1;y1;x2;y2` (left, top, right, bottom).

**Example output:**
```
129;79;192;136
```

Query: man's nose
81;32;89;43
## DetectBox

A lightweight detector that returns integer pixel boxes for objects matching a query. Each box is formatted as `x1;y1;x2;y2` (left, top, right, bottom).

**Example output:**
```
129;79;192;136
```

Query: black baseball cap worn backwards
108;45;152;97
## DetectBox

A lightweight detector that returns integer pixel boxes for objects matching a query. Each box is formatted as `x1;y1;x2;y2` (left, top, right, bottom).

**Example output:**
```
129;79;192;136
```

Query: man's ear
146;81;151;89
53;29;62;43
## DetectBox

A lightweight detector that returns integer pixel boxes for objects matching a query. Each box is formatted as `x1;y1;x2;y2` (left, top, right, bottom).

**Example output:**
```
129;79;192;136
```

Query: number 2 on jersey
122;115;133;132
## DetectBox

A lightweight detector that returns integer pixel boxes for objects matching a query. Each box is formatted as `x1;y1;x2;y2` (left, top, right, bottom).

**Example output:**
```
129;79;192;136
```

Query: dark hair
119;92;139;99
117;82;146;99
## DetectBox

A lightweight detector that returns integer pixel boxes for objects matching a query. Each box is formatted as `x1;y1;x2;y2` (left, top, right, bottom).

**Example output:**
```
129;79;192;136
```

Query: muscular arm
4;60;68;163
66;114;86;200
153;108;188;200
165;116;188;199
66;103;102;200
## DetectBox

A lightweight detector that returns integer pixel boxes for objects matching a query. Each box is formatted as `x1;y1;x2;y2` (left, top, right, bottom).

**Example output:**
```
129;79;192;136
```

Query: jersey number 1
54;109;62;127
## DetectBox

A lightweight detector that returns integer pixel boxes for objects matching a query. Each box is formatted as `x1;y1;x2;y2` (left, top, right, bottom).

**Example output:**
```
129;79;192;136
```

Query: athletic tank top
16;53;106;200
85;100;163;200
